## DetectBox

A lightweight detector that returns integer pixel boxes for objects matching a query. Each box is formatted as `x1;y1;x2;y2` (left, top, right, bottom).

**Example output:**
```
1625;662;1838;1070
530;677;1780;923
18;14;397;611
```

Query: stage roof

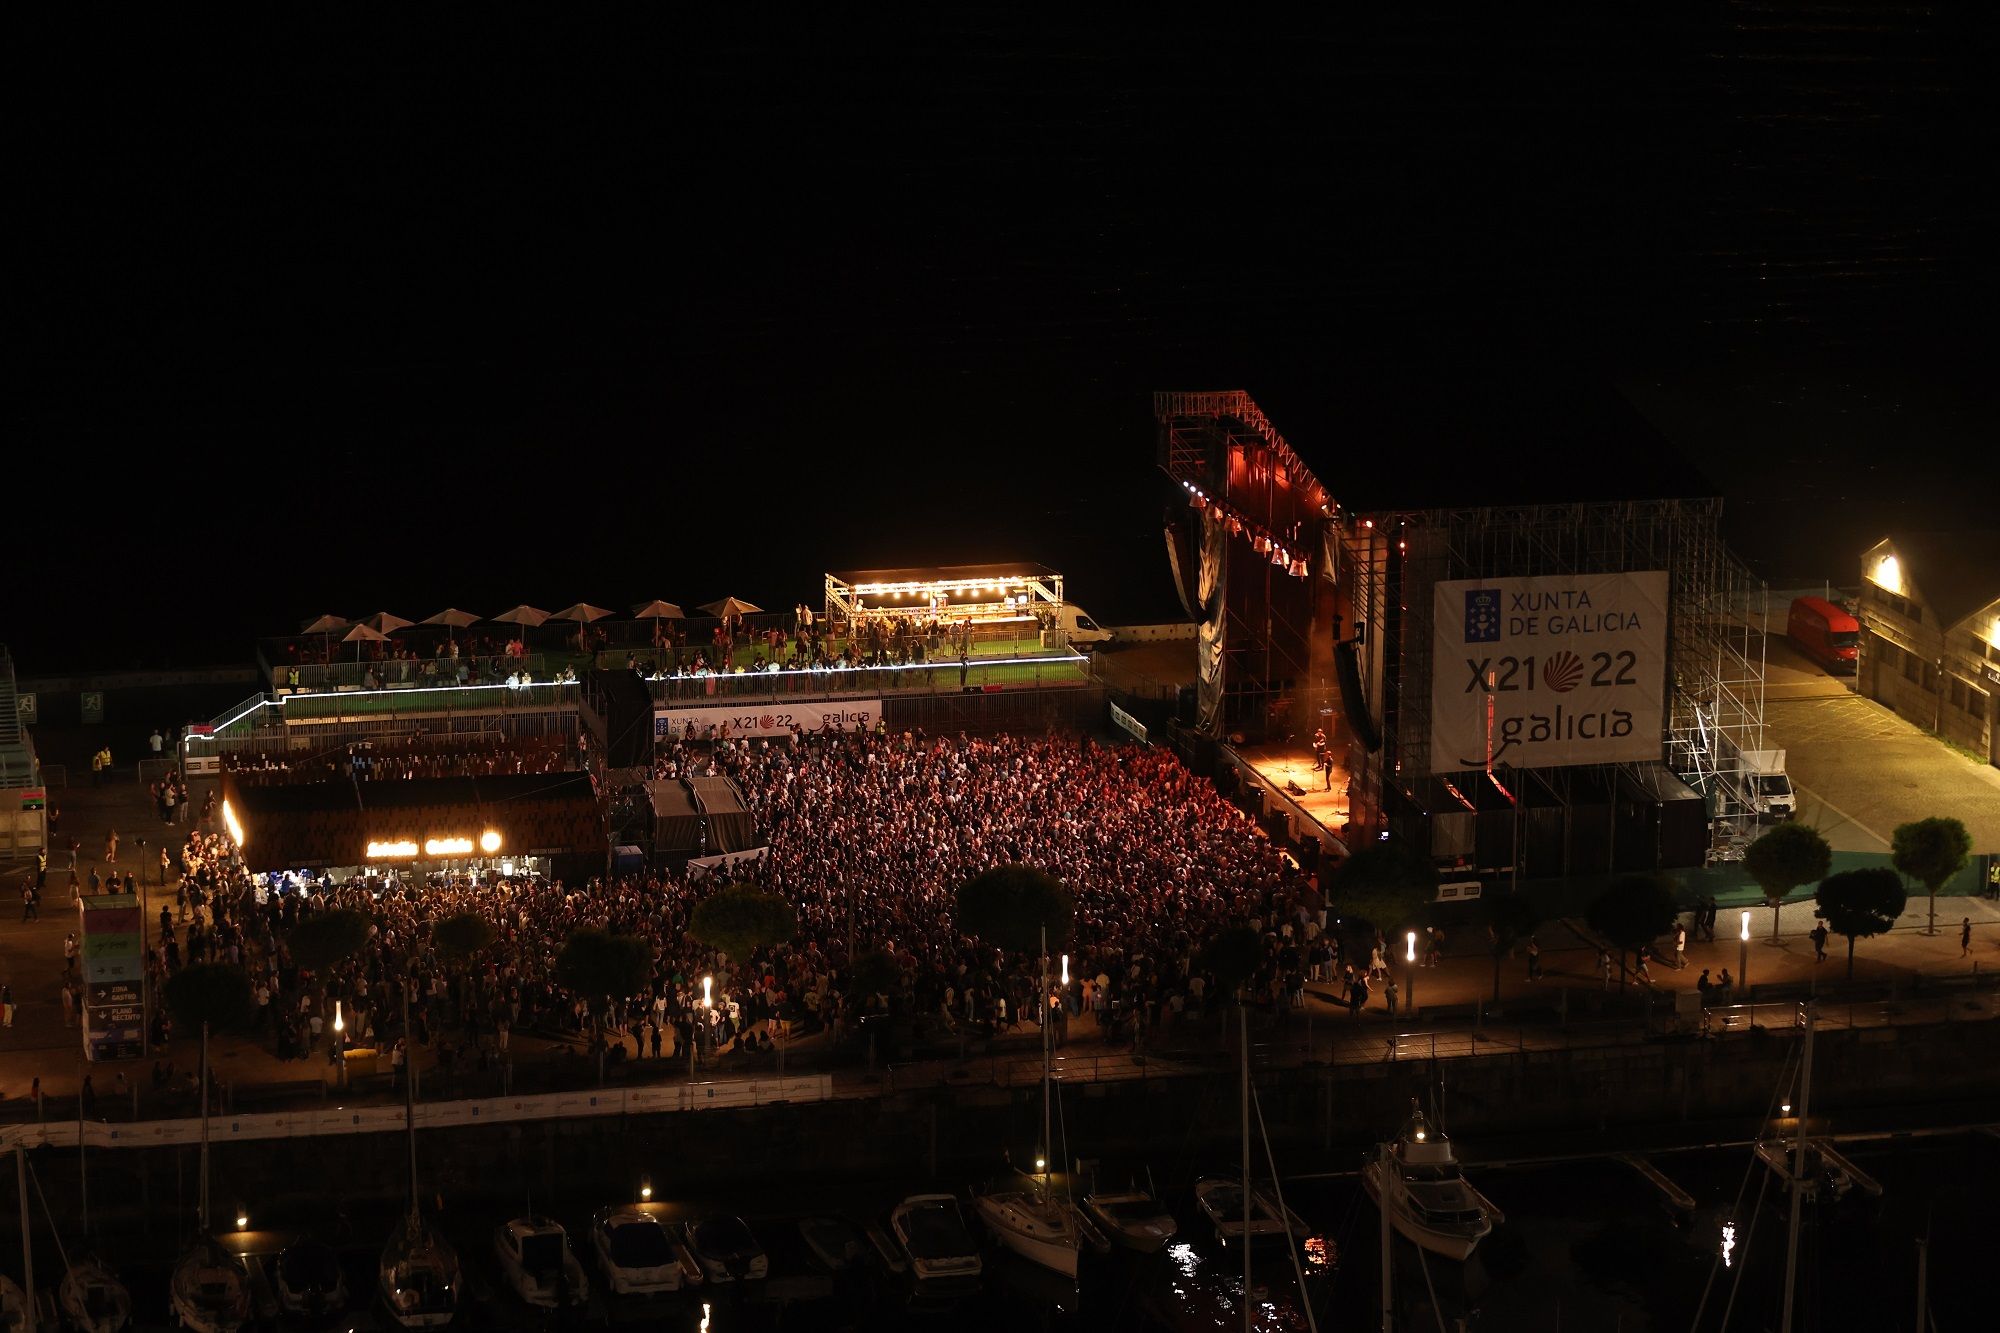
827;562;1059;588
1213;378;1718;513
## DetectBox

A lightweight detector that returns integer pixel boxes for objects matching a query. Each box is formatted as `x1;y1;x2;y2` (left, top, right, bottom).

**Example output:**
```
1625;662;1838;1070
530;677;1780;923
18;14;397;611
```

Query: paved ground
1764;642;2000;852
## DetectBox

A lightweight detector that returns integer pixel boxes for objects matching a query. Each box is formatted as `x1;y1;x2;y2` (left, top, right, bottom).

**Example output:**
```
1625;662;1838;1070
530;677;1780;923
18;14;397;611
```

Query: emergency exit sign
18;789;44;812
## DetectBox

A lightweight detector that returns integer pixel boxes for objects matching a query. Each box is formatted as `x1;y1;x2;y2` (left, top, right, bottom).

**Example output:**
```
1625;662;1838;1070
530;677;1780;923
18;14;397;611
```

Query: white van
1048;605;1115;648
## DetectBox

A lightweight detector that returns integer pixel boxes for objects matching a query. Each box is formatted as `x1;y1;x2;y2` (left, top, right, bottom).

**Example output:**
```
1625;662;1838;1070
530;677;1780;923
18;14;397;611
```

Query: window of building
1904;652;1922;684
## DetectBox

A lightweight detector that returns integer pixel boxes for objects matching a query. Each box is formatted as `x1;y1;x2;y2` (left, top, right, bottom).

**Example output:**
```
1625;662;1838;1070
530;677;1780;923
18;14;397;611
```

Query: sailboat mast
1040;926;1051;1198
1779;1002;1816;1333
405;981;419;1206
1241;1004;1252;1333
198;1020;211;1233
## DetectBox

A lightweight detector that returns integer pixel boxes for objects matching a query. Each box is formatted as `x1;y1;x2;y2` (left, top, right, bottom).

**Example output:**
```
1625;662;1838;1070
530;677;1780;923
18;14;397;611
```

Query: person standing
104;828;119;864
1810;922;1828;963
1383;976;1399;1016
2;985;14;1028
1526;936;1542;981
1962;917;1974;958
1674;925;1687;969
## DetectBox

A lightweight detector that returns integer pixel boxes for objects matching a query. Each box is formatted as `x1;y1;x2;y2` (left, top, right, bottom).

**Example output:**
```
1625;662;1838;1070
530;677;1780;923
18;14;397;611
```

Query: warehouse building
1858;532;2000;768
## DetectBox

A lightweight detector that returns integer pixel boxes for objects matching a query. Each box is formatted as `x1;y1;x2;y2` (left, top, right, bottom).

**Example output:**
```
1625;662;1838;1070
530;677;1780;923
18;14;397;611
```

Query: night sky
15;9;1997;672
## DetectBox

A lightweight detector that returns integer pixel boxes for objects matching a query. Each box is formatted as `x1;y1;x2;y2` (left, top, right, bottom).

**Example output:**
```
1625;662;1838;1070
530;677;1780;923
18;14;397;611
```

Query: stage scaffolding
1339;497;1770;862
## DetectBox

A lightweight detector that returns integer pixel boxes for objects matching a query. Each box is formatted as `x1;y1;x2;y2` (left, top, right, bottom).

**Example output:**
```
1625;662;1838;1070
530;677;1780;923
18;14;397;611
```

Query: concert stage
1227;739;1353;854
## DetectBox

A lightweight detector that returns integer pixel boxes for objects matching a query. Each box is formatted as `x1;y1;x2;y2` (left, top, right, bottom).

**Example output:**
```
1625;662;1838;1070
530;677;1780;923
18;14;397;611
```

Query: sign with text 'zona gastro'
1430;571;1669;773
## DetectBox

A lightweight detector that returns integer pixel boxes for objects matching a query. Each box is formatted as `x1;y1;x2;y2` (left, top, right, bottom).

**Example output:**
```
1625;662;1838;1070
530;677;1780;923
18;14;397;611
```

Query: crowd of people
146;729;1368;1084
224;736;575;786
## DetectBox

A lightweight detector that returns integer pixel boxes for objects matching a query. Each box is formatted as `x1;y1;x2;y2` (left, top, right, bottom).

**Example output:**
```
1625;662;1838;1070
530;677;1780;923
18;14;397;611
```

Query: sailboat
1360;1101;1499;1261
0;1276;29;1331
380;995;461;1328
169;1023;253;1333
59;1088;133;1332
973;930;1081;1278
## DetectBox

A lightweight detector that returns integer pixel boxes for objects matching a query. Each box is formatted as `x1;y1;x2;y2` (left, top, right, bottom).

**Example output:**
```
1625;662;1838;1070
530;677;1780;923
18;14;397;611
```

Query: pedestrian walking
105;829;118;864
1634;946;1653;983
1674;926;1687;969
1526;936;1542;981
1810;922;1829;963
1384;976;1399;1016
1962;917;1973;957
2;984;13;1027
1599;948;1613;990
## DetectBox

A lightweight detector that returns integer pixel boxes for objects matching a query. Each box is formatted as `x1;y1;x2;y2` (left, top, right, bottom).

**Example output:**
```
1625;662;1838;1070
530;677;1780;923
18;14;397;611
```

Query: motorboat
1081;1189;1177;1252
379;1207;460;1328
682;1216;769;1284
274;1233;349;1316
590;1206;684;1295
493;1216;590;1308
974;1183;1079;1278
1193;1176;1310;1246
890;1194;983;1288
0;1277;29;1332
1360;1104;1498;1261
168;1236;253;1333
799;1215;867;1273
59;1253;132;1332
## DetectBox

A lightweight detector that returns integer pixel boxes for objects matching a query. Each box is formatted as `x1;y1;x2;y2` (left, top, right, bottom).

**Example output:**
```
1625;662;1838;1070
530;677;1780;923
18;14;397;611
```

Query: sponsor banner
687;845;771;881
1431;571;1669;772
1109;701;1149;745
184;754;222;776
654;699;882;739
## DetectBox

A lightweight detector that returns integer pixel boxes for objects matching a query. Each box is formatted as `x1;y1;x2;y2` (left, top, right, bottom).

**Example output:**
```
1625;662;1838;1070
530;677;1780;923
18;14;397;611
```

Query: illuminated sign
363;833;502;859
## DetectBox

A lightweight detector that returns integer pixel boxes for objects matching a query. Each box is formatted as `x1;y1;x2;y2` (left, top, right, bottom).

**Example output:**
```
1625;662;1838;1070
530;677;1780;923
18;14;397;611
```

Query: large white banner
654;698;883;740
1430;571;1668;772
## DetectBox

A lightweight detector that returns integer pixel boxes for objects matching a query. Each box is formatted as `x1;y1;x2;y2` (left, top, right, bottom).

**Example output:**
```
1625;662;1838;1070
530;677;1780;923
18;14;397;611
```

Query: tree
1891;816;1971;937
1743;822;1831;940
1197;926;1265;1006
1479;890;1542;1002
1586;875;1679;990
1815;867;1907;980
688;884;799;965
554;928;652;1017
956;864;1075;955
847;949;901;1009
164;962;254;1035
286;908;372;973
1328;839;1439;939
431;911;497;959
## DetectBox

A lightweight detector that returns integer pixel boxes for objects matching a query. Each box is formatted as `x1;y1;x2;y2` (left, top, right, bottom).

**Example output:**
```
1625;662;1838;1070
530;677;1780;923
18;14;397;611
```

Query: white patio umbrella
699;596;763;619
630;599;685;621
549;603;615;624
340;622;390;662
489;605;552;627
301;614;349;662
420;607;480;648
358;611;415;634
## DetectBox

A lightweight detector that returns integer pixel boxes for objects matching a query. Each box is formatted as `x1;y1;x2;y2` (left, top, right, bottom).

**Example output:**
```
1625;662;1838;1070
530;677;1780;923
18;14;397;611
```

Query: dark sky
13;8;1997;671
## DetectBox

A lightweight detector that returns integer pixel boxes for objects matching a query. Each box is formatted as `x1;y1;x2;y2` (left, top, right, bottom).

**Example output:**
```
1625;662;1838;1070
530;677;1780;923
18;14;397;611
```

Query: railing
649;655;1090;707
272;653;556;693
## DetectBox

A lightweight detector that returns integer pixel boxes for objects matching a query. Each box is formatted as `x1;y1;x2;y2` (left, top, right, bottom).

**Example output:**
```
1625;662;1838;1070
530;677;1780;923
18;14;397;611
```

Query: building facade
1858;534;2000;768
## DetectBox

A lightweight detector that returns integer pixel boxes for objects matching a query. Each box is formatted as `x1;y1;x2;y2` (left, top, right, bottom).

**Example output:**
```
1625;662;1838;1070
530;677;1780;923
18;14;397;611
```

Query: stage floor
1232;740;1351;839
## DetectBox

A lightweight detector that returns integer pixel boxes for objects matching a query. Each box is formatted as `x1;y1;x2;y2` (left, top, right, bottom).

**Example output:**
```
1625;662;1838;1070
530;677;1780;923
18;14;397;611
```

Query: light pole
1405;930;1417;1017
333;1001;346;1090
1739;911;1751;999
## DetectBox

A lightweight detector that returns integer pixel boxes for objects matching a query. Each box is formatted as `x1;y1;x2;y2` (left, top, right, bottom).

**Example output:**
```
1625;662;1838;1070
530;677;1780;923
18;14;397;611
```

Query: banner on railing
0;1074;837;1152
654;699;882;739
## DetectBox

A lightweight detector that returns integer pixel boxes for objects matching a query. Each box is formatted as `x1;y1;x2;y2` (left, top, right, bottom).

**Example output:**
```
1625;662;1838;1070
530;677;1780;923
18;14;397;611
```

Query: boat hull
972;1184;1080;1272
1362;1161;1485;1261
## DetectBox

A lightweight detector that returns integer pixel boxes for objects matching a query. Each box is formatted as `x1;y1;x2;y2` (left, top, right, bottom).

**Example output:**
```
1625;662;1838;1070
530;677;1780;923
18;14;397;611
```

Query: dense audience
152;730;1339;1080
224;735;575;786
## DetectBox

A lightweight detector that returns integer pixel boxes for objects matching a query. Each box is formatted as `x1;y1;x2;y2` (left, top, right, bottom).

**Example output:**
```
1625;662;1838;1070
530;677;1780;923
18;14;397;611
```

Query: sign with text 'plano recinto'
1430;571;1668;772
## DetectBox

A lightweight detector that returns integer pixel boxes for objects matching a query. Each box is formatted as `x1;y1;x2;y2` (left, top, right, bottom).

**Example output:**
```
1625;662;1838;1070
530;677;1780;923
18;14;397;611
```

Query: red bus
1787;595;1860;674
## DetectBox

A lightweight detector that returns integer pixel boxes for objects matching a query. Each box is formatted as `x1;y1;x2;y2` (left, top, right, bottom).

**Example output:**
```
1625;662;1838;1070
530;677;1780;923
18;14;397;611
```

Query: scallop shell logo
1543;650;1584;693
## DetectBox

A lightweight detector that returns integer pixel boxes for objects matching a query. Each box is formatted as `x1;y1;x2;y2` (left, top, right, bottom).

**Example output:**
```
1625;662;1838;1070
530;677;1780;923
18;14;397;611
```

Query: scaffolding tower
1340;497;1769;862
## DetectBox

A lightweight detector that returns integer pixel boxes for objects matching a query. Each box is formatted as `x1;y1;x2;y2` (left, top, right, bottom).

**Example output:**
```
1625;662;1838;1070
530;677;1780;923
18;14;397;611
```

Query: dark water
11;1131;1990;1330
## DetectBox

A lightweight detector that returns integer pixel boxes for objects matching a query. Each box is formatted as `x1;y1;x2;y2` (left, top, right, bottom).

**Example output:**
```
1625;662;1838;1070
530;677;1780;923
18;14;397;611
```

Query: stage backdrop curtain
1163;515;1200;624
1196;504;1228;736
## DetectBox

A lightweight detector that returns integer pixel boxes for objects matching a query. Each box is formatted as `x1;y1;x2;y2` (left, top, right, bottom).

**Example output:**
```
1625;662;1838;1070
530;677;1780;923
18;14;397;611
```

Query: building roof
1874;531;2000;629
1227;377;1717;513
827;562;1059;588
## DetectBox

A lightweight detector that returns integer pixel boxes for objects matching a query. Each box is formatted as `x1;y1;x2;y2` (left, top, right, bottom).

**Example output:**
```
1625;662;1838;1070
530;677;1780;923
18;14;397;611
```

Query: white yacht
168;1237;252;1333
972;943;1080;1278
59;1254;132;1333
493;1216;590;1308
681;1216;769;1284
0;1277;30;1332
274;1234;348;1316
590;1206;684;1295
1360;1103;1499;1261
380;1207;461;1328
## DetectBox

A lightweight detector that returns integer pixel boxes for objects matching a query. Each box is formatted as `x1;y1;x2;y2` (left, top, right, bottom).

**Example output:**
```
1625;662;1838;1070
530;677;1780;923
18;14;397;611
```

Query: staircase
0;644;36;785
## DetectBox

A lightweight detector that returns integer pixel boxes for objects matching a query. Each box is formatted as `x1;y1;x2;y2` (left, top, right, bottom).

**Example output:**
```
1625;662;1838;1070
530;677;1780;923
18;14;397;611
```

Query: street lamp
1740;911;1752;999
333;1001;347;1089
